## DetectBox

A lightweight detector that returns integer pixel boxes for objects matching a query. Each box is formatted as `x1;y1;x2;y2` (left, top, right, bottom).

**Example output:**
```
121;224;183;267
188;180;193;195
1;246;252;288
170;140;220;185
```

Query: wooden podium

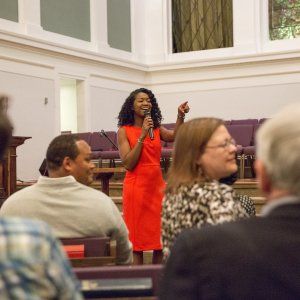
0;136;31;206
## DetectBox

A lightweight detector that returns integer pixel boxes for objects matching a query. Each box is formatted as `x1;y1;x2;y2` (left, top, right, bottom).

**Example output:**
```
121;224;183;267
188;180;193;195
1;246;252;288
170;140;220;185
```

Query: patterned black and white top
238;194;256;216
162;180;249;259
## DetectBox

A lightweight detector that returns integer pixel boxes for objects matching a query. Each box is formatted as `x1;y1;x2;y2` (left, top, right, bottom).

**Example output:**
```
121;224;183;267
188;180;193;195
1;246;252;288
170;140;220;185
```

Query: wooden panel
0;136;31;206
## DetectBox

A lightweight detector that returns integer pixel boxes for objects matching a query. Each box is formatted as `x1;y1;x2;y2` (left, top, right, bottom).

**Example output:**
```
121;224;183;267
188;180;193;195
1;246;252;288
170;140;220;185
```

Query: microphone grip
149;127;154;140
143;110;154;140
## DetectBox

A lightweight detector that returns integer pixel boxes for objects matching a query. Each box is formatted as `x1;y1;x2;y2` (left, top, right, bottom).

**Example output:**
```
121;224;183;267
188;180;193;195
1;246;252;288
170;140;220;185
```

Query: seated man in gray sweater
0;134;132;265
0;95;83;299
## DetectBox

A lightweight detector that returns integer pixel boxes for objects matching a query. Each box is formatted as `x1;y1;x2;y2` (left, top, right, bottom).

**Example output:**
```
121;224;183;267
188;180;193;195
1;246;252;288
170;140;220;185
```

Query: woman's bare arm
160;101;190;142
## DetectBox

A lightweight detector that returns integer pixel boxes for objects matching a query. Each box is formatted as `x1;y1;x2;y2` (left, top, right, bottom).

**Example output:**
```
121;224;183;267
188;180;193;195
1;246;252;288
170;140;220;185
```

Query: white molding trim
2;31;300;73
0;57;54;80
0;31;148;71
90;73;145;87
1;0;300;72
152;72;300;94
0;53;53;69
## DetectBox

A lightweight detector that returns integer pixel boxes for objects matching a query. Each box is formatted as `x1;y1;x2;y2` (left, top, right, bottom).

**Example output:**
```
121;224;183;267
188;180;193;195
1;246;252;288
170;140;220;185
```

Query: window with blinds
172;0;233;53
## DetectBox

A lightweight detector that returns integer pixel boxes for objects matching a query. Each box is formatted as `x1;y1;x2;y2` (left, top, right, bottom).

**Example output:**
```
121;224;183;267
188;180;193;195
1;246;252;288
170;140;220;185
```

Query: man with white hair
160;104;300;300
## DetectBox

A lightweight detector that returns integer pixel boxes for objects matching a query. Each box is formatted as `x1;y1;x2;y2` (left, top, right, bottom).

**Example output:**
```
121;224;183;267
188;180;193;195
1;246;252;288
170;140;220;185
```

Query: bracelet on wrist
137;137;144;144
177;114;185;120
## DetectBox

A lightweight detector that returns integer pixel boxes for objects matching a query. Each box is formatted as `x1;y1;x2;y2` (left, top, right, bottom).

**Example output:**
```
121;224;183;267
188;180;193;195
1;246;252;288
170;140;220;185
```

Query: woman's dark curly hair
117;88;162;128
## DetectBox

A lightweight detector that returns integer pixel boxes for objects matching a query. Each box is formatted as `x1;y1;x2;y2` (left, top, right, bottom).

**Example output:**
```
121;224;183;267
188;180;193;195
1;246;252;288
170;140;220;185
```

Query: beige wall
1;0;300;180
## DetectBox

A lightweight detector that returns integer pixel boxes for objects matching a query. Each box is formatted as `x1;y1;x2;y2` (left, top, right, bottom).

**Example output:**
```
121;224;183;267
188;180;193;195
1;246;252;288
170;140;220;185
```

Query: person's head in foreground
255;103;300;200
166;117;237;193
46;134;95;185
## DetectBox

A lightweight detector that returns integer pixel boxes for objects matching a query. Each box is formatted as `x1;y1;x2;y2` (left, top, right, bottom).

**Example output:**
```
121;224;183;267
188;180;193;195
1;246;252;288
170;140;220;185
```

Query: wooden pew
74;264;164;299
60;237;116;268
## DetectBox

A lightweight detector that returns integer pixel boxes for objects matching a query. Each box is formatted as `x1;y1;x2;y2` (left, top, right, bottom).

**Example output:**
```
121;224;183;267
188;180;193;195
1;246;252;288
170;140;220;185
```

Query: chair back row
73;119;268;150
161;122;263;150
71;131;120;162
75;131;118;151
73;119;267;152
65;120;268;168
226;118;268;125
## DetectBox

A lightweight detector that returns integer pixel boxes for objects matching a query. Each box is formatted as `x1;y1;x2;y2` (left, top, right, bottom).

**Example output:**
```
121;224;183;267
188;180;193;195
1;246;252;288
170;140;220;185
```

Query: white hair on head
256;103;300;196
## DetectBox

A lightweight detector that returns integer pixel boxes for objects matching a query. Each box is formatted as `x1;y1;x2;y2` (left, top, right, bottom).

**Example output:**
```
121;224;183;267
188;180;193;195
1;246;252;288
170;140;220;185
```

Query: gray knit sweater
0;176;132;265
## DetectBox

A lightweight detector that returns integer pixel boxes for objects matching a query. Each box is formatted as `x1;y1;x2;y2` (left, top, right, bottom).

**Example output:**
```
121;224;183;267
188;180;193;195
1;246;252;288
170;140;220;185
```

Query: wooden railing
93;167;125;195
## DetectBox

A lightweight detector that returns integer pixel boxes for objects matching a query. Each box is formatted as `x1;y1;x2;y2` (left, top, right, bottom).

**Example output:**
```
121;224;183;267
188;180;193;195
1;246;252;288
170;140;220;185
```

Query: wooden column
0;136;31;206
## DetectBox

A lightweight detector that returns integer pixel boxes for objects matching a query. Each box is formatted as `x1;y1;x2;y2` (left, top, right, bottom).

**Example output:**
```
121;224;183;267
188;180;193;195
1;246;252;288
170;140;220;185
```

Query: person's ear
62;156;73;173
255;159;271;195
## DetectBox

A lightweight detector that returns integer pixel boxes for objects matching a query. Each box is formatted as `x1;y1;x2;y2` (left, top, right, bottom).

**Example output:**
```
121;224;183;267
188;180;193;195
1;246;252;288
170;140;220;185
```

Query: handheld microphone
143;109;154;140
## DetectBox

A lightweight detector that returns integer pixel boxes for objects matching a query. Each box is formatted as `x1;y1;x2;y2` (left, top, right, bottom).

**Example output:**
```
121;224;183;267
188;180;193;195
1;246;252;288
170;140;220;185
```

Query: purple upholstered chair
160;124;176;172
161;123;176;130
231;119;258;125
90;131;120;167
226;124;254;178
259;118;269;124
74;264;164;297
243;124;261;177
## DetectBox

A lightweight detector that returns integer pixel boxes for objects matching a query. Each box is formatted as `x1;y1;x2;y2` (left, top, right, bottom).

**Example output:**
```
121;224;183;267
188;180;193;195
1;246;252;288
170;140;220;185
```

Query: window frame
166;0;239;63
261;0;300;53
164;0;300;65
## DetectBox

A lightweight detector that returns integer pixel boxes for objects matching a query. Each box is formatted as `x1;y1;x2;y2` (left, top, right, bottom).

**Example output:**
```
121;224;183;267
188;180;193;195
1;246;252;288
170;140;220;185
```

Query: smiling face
197;125;237;180
133;92;152;117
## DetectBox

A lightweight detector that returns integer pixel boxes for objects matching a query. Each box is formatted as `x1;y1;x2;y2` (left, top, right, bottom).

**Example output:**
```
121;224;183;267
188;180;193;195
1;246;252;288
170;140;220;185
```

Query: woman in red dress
117;88;189;264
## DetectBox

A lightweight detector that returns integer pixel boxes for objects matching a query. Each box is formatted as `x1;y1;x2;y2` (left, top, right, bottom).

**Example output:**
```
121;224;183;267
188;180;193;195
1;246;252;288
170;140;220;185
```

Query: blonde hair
166;117;223;193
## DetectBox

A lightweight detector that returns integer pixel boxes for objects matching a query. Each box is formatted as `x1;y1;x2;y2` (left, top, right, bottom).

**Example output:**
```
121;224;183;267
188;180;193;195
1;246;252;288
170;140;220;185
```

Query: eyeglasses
206;138;237;150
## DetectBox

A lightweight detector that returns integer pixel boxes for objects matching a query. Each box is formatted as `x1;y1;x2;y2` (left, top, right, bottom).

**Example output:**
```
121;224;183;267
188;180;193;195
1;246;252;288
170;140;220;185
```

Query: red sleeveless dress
122;126;165;251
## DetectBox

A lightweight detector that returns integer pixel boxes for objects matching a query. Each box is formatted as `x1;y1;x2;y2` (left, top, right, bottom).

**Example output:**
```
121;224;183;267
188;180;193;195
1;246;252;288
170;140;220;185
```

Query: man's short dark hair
0;95;13;160
46;135;81;170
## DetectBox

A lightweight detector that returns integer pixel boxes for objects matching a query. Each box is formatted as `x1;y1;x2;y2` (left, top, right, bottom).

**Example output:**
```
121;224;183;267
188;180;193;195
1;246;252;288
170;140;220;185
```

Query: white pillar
144;0;168;64
232;0;258;54
131;0;167;64
90;0;109;52
130;0;147;62
18;0;43;35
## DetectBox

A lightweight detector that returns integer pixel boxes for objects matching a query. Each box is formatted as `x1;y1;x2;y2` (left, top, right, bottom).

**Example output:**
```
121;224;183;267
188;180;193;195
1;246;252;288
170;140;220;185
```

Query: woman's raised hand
178;101;190;117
